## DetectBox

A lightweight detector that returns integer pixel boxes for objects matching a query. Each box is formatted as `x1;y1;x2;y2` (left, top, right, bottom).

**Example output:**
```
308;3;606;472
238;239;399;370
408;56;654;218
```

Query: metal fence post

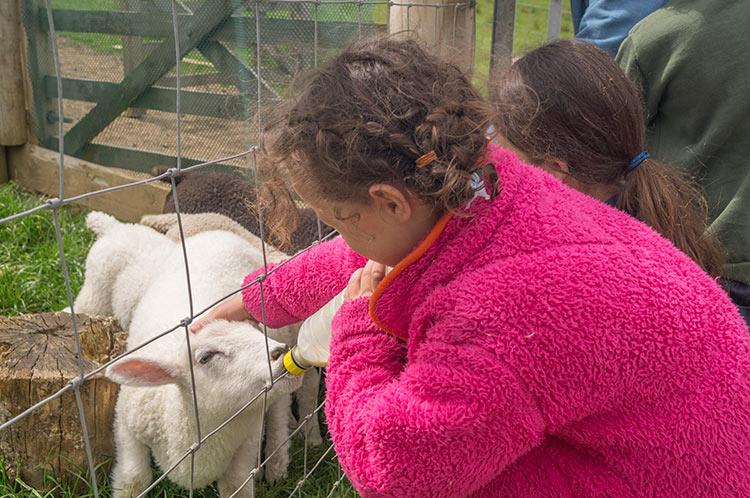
546;0;562;41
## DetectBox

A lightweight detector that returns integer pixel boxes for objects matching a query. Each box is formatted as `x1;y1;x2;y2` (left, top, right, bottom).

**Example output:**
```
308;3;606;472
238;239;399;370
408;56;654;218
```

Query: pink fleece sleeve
241;237;367;327
325;299;547;498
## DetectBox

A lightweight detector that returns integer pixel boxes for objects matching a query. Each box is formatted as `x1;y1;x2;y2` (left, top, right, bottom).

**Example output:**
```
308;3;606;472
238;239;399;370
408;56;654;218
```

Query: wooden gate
21;0;385;174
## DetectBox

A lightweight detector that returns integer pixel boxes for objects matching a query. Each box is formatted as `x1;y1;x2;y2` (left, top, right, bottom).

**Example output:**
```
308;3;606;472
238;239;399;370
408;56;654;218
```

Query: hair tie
628;150;650;170
416;150;437;168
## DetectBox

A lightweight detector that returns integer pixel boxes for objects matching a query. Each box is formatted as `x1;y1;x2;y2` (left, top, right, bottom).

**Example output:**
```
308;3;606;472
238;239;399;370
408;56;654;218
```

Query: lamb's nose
270;346;288;361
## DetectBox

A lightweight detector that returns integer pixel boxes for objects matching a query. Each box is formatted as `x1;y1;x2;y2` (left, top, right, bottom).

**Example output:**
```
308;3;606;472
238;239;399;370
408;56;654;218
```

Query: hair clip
416;150;438;168
466;173;491;209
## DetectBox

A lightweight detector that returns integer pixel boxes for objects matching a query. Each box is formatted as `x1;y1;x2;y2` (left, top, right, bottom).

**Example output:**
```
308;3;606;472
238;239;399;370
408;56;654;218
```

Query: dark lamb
152;166;335;254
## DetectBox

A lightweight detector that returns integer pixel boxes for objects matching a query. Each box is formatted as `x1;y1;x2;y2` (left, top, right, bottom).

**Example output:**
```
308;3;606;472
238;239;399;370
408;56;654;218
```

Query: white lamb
140;211;325;447
76;212;302;498
73;213;175;329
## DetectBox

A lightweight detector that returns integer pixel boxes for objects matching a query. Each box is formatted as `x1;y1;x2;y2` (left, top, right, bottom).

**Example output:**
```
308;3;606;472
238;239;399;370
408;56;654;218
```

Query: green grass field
0;182;94;316
0;439;347;497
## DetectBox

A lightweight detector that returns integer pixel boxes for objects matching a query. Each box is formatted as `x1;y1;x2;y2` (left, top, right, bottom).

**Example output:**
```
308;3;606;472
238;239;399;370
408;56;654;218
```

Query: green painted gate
22;0;382;173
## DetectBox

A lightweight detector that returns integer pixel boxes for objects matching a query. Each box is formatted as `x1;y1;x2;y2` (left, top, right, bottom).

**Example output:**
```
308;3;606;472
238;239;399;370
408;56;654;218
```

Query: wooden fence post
488;0;515;99
120;0;147;118
20;0;58;149
388;0;475;73
8;144;170;221
0;148;7;184
0;0;27;152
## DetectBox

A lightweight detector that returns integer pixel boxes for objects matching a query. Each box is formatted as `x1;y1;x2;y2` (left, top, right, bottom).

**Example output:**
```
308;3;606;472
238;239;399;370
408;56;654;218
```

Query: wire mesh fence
21;0;475;174
1;0;571;496
2;0;475;496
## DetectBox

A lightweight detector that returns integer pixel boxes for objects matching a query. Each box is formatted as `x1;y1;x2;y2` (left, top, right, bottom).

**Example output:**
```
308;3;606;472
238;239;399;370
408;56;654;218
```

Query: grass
0;454;111;498
0;183;353;496
0;182;95;316
0;438;349;497
0;413;347;498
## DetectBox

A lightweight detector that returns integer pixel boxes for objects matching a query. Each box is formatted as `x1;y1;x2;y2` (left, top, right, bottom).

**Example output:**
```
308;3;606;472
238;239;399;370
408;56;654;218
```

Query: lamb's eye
198;351;218;364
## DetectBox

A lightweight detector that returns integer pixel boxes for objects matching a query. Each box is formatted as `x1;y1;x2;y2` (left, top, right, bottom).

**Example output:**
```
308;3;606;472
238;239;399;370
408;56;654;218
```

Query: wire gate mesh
2;0;475;496
20;0;473;175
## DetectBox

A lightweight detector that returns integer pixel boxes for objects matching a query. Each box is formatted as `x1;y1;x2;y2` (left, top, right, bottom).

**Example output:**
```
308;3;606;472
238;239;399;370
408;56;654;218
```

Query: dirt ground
56;36;262;168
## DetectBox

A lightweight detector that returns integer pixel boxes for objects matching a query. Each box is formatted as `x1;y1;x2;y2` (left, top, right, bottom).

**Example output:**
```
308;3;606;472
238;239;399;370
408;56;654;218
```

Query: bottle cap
283;349;308;376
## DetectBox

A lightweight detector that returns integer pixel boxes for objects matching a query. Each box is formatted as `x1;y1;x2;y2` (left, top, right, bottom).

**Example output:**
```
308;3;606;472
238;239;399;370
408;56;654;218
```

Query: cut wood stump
0;312;127;490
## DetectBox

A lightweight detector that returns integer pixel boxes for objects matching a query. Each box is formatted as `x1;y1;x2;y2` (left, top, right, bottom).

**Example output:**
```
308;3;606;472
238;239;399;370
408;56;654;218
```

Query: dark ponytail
493;39;724;277
619;158;723;276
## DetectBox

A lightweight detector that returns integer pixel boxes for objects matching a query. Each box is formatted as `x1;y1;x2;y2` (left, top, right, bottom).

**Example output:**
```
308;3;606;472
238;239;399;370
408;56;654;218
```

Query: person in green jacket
616;0;750;326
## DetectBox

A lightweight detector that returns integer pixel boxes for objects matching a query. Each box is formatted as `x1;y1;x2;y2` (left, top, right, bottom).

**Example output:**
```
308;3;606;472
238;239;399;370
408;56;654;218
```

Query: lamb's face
105;320;303;415
187;320;303;410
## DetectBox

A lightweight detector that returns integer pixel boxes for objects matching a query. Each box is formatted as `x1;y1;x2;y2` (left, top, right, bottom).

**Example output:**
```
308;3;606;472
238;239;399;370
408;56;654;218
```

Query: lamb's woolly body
77;215;302;497
75;212;175;328
125;229;262;339
140;212;288;263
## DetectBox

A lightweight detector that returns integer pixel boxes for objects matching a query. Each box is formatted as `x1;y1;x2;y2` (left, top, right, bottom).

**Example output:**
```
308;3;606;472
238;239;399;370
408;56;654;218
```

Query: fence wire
20;0;474;176
1;0;480;496
1;0;573;495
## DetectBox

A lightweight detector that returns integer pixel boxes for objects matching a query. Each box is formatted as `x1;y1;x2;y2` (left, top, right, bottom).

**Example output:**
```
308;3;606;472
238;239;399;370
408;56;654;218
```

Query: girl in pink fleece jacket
193;38;750;497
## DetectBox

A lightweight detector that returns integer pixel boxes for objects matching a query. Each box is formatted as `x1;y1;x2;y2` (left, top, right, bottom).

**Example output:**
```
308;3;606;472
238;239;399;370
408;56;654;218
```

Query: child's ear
368;184;412;224
541;158;571;180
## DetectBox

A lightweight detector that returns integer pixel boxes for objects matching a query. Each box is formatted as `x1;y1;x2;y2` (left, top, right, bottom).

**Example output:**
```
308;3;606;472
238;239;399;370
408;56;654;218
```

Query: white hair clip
465;172;491;208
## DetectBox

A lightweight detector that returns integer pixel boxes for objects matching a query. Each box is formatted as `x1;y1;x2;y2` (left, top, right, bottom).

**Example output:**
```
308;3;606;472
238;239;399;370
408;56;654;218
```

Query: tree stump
0;312;127;490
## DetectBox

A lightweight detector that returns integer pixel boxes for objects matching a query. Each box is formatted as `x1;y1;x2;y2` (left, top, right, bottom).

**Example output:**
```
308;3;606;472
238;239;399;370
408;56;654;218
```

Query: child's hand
344;260;387;302
189;293;257;333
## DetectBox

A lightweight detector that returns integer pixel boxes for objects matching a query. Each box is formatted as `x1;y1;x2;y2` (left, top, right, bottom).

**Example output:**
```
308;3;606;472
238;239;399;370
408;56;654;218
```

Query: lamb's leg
110;421;152;498
72;278;109;317
263;393;292;483
218;434;259;498
297;368;323;446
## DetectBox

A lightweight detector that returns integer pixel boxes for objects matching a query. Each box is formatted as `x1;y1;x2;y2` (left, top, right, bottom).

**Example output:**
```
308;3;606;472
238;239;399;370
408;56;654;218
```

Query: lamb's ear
106;357;183;386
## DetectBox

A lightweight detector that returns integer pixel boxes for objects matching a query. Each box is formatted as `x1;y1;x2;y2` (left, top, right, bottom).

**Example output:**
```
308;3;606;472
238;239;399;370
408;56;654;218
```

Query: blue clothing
570;0;668;56
727;280;750;329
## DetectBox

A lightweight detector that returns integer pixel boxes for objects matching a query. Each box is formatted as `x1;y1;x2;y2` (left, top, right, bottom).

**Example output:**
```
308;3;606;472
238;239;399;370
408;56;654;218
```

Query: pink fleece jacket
242;145;750;497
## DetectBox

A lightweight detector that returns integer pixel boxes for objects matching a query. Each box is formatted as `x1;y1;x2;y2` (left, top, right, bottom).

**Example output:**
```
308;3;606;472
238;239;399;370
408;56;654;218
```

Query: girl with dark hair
193;37;750;497
492;38;724;278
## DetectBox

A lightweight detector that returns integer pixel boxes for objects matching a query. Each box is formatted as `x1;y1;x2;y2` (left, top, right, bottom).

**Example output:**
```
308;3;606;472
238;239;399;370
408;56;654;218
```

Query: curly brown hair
257;36;495;246
492;39;724;277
